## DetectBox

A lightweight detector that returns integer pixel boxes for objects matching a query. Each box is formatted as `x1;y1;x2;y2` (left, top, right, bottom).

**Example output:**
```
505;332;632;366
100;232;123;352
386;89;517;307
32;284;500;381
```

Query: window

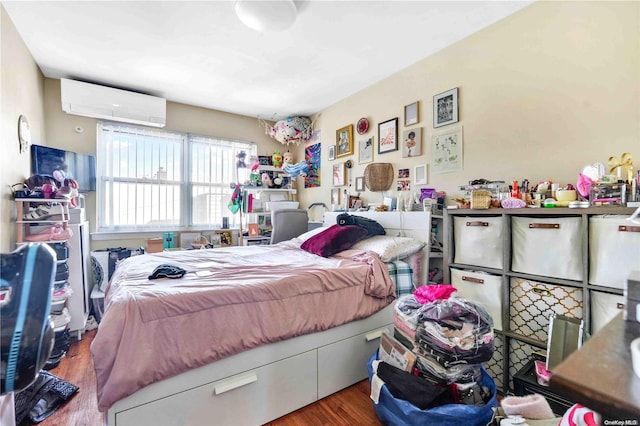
97;122;256;232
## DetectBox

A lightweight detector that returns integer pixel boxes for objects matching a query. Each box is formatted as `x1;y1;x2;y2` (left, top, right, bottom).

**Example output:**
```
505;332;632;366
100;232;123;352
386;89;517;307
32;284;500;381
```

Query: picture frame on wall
359;137;373;164
401;127;422;158
414;164;427;185
331;188;340;205
355;176;365;192
333;162;346;186
328;145;336;161
433;87;459;128
336;124;354;158
378;117;398;154
404;101;419;126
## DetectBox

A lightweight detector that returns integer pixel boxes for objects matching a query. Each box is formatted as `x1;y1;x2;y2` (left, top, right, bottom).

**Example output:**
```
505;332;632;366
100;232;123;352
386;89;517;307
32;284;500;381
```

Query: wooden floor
38;330;383;426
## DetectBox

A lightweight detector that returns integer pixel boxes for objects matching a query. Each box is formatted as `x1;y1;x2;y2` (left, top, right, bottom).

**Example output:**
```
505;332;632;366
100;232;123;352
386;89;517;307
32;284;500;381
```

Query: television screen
31;144;96;192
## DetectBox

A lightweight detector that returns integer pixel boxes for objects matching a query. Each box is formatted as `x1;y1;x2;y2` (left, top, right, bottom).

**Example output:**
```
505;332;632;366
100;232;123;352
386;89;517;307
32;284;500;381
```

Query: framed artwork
433;87;459;128
333;162;346;186
432;126;463;174
359;137;374;164
328;145;336;161
336;124;354;158
331;188;340;205
414;164;427;185
355;176;365;192
378;117;398;154
348;195;361;209
248;223;259;237
304;142;321;188
258;155;272;166
402;127;422;158
215;230;233;247
404;101;419;126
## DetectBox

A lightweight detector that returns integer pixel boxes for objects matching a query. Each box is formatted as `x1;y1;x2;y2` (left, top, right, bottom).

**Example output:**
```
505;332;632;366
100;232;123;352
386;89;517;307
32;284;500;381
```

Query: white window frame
96;122;256;233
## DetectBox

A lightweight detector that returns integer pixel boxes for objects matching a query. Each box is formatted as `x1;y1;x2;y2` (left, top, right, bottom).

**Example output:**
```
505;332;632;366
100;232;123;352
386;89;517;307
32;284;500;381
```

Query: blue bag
367;352;498;426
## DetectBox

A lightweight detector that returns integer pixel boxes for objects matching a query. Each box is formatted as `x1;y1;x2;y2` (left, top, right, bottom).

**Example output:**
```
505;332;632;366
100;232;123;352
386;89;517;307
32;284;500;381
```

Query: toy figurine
283;150;293;167
272;151;283;168
249;156;261;186
236;151;247;168
261;172;273;188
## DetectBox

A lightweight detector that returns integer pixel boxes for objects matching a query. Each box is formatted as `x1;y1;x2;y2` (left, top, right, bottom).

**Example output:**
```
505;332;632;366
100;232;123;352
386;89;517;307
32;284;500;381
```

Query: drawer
453;216;504;269
589;215;640;289
511;216;583;281
116;350;318;426
590;290;625;334
317;325;390;399
509;278;583;343
483;333;504;392
450;268;503;330
513;360;573;416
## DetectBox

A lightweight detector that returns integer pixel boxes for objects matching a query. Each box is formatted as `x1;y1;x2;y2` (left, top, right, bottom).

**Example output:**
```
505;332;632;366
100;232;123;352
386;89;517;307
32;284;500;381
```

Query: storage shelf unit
428;214;444;284
443;206;638;396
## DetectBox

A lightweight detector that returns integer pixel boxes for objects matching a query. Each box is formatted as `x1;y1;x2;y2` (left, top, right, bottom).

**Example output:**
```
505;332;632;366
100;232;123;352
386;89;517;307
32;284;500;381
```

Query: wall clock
18;115;31;153
356;117;369;135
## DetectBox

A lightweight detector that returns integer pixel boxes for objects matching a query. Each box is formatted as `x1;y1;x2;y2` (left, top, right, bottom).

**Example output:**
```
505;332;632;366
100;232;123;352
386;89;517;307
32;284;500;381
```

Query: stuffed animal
236;151;247;169
282;160;309;178
283;151;293;166
249;156;261;186
272;151;283;168
261;172;273;188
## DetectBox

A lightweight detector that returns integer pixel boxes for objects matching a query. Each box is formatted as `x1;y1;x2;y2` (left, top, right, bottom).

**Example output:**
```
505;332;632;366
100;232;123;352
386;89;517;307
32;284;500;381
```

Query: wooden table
550;313;640;421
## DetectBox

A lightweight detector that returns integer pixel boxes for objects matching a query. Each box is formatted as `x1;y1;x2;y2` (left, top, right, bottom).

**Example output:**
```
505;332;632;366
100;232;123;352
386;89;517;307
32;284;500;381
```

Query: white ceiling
3;1;533;121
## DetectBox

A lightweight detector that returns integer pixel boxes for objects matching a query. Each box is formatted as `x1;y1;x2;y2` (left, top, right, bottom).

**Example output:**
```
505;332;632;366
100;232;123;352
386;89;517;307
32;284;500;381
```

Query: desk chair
270;209;309;244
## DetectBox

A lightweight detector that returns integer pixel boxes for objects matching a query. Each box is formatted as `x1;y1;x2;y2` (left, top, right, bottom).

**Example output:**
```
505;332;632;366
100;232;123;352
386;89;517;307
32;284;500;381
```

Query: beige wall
0;5;47;252
297;1;640;220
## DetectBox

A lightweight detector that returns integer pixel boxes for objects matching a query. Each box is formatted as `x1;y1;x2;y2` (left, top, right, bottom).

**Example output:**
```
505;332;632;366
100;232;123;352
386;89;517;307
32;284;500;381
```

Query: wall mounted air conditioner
61;78;166;128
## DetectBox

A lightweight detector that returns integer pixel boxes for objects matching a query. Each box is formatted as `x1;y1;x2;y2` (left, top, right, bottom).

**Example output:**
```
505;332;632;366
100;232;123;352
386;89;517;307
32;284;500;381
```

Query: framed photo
328;145;336;161
433;87;459;128
331;188;340;205
258;155;272;166
402;127;422;158
378;117;398;154
359;137;374;164
336;124;354;158
215;230;233;247
333;162;346;186
248;223;259;237
404;101;419;126
432;126;463;174
414;164;427;185
355;176;365;192
348;195;360;209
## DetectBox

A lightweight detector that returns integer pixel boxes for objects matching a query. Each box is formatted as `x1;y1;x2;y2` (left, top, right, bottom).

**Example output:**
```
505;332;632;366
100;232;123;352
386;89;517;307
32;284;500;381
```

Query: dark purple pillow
300;224;368;257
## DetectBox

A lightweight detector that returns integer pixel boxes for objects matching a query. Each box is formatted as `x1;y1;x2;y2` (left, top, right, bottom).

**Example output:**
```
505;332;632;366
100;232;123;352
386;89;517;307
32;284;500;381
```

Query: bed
92;211;431;426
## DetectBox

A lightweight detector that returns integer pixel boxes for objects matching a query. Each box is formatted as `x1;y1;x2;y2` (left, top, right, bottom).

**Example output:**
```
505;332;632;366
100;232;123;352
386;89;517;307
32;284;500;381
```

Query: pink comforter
90;241;395;411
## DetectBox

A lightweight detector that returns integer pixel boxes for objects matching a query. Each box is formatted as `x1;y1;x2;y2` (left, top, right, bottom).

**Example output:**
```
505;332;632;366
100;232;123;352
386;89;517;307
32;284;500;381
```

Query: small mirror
546;314;584;370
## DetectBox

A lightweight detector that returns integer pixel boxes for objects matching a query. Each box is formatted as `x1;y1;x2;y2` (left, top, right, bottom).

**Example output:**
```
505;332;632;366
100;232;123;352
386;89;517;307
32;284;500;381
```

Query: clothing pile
374;285;496;411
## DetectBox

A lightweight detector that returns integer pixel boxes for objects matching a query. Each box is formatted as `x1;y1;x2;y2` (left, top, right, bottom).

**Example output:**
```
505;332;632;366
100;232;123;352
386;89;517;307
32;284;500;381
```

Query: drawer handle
466;221;488;227
531;286;551;297
462;276;484;284
213;372;257;395
365;329;385;342
619;225;640;233
529;223;560;229
616;302;625;309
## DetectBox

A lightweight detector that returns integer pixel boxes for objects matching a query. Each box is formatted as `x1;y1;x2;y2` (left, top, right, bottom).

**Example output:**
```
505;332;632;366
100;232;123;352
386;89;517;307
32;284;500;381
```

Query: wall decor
18;115;31;153
402;127;422;158
331;188;340;206
328;145;336;161
355;176;365;192
359;137;374;164
333;162;346;186
432;126;463;174
378;117;398;154
336;124;354;158
433;87;459;128
215;230;233;247
414;164;428;185
258;155;272;166
404;101;419;126
304;141;321;188
357;117;370;135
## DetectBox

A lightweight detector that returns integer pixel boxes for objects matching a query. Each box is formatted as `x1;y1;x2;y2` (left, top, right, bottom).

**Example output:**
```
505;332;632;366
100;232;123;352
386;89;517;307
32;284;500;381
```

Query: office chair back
1;244;56;395
270;209;309;244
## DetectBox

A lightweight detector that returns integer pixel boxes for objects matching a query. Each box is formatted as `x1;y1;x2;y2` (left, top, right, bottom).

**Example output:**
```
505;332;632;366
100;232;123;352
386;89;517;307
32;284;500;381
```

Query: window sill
91;228;240;241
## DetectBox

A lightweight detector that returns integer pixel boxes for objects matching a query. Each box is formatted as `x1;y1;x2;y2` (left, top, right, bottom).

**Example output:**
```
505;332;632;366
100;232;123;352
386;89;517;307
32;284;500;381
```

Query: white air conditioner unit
60;78;166;128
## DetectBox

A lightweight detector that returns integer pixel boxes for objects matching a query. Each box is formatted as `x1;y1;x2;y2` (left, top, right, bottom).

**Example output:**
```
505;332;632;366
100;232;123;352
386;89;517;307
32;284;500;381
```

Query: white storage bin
511;216;583;281
590;291;624;334
588;215;640;289
450;268;503;330
453;216;504;269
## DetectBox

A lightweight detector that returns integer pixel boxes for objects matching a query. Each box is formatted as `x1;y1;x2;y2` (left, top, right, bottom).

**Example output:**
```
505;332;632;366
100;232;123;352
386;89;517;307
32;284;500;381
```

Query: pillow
295;226;330;243
336;213;386;237
300;224;368;257
350;235;425;262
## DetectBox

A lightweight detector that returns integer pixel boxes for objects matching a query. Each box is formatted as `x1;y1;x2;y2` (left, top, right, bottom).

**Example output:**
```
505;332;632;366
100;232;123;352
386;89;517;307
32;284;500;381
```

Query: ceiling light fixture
234;0;297;33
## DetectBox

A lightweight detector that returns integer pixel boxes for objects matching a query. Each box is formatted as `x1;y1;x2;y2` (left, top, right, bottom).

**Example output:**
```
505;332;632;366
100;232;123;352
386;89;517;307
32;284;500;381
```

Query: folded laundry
24;225;73;242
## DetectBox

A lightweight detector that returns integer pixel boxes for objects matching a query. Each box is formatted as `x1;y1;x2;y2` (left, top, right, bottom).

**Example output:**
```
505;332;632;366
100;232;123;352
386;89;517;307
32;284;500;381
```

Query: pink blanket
90;241;395;411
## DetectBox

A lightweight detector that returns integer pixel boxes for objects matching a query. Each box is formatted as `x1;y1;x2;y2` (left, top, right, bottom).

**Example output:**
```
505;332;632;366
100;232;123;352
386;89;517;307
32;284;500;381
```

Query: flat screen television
31;144;96;192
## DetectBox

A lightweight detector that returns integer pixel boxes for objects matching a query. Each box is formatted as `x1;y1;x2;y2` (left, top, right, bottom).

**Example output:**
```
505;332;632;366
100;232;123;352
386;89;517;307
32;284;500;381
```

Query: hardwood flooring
37;330;383;426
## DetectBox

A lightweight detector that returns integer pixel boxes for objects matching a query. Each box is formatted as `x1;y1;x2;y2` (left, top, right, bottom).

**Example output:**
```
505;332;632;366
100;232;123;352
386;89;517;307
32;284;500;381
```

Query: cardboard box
378;330;416;372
